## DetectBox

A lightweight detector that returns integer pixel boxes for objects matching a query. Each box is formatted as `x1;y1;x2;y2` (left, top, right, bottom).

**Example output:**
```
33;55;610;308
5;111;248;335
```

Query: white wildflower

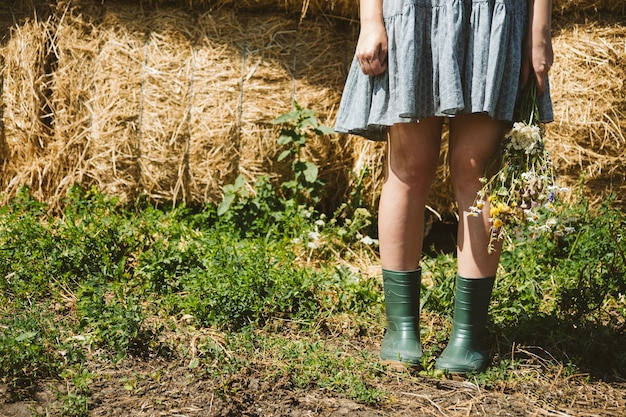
547;185;560;192
359;236;378;246
538;224;551;233
468;204;483;217
506;122;542;154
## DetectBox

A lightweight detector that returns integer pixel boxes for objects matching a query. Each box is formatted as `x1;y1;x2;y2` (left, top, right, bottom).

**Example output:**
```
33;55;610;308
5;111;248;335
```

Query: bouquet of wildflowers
469;79;573;252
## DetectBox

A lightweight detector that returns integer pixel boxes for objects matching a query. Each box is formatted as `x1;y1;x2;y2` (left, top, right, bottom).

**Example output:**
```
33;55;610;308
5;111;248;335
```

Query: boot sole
434;363;488;375
379;357;422;369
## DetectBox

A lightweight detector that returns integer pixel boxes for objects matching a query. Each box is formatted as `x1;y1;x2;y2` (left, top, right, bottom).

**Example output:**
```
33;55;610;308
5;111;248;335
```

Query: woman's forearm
528;0;552;40
526;0;553;92
360;0;384;27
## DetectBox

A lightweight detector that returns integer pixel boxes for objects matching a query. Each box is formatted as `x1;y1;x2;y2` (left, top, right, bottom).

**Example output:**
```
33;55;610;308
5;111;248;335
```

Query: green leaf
217;193;236;216
293;160;306;173
301;117;318;129
222;183;236;194
188;357;200;369
281;179;298;191
15;331;38;342
496;186;509;196
272;111;298;125
277;150;291;162
300;109;315;119
303;162;319;183
277;133;294;145
315;125;335;135
233;175;246;189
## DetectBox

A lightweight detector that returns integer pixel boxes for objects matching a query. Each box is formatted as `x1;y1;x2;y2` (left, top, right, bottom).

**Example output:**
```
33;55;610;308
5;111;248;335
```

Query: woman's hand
356;22;388;76
355;0;387;76
521;0;553;94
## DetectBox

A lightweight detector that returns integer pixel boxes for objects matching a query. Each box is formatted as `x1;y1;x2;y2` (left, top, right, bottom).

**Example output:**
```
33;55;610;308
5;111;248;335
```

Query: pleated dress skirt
334;0;554;141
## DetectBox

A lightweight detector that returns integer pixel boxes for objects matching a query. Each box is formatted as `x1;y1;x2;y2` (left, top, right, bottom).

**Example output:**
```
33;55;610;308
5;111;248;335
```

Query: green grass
0;108;624;415
0;182;388;412
1;183;623;414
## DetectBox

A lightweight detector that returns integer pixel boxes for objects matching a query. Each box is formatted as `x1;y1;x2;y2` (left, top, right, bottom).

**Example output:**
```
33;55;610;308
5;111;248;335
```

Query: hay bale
152;8;356;206
553;0;625;16
186;10;242;203
0;1;363;209
139;9;195;204
547;19;626;206
45;9;99;203
237;14;298;184
82;3;145;201
142;0;359;20
115;0;626;19
2;0;624;214
1;18;52;202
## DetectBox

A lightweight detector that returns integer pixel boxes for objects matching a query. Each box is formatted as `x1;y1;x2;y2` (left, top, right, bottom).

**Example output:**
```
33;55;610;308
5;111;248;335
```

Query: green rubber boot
435;275;495;374
379;269;423;366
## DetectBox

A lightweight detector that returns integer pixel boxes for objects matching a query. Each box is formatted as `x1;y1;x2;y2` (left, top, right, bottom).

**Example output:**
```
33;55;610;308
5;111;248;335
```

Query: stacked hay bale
136;0;626;18
552;0;625;15
548;18;626;206
1;1;358;209
0;0;624;213
1;2;53;201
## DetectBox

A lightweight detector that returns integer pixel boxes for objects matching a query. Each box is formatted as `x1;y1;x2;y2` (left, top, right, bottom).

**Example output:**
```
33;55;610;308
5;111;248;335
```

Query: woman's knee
448;153;490;189
386;120;442;189
448;114;506;190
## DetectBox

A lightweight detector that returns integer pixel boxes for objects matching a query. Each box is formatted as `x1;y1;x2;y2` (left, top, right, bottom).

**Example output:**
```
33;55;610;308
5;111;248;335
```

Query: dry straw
142;0;626;19
1;1;360;209
144;0;359;20
553;0;626;15
1;17;51;202
0;0;624;213
547;18;626;206
75;3;146;202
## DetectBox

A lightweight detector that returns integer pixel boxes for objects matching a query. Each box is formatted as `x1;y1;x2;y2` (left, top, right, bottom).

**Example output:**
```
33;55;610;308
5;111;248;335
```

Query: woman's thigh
386;117;444;186
447;113;508;183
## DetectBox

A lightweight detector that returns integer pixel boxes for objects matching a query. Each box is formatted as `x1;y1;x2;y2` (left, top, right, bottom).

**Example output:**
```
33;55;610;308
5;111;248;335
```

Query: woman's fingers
358;44;387;76
355;25;388;76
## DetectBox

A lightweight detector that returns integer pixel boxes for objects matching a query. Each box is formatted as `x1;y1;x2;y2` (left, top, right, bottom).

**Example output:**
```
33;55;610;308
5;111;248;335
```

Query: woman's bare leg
377;117;443;366
378;118;443;271
448;114;508;277
434;113;508;374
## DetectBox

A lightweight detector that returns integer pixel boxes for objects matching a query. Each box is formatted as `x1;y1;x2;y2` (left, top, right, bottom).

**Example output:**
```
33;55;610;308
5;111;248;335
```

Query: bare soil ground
2;351;625;417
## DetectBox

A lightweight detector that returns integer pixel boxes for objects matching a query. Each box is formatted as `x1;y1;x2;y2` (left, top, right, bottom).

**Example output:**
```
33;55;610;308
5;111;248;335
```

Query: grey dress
334;0;554;141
